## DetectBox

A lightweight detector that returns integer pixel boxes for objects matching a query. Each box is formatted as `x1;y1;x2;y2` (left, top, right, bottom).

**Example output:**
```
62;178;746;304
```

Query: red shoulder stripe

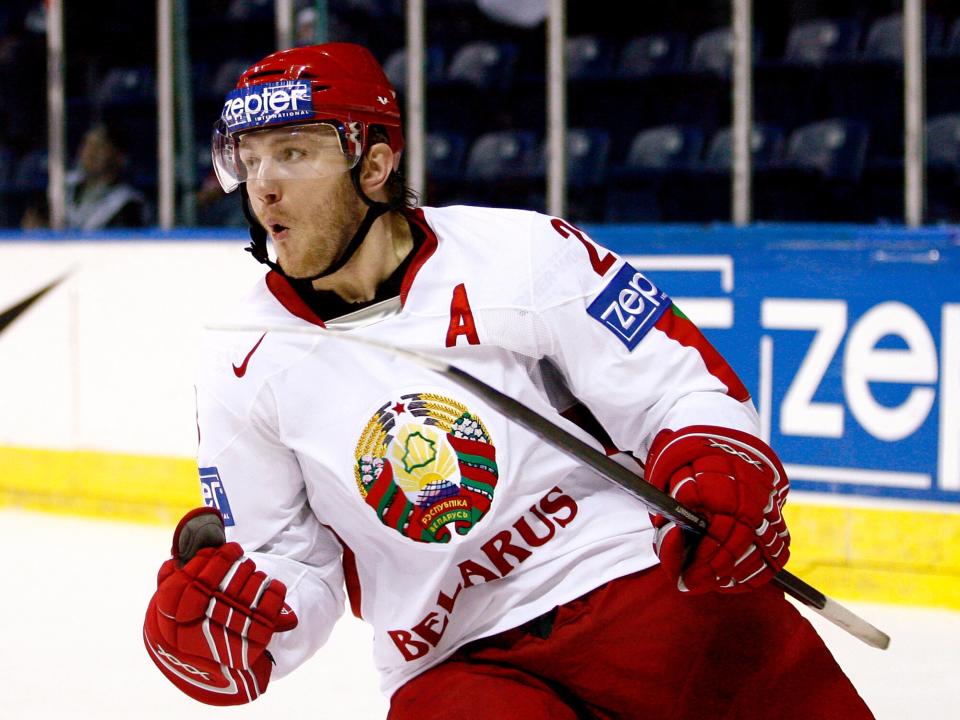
655;305;751;402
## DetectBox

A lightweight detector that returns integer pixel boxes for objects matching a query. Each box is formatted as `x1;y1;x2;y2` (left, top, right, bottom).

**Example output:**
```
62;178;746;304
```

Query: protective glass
212;121;362;193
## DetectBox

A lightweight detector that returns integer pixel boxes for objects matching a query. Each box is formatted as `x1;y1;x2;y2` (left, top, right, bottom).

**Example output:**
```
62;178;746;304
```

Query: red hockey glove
645;425;790;594
143;507;298;705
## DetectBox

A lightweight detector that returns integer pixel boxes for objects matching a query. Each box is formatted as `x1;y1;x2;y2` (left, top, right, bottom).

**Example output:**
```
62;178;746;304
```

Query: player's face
241;126;364;278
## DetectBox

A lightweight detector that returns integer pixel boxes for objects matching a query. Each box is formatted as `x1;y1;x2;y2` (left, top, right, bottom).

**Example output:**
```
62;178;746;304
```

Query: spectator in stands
63;121;147;230
22;121;148;230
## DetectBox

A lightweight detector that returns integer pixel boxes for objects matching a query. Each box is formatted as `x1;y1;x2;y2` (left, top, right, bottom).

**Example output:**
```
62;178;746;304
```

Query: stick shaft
445;367;890;650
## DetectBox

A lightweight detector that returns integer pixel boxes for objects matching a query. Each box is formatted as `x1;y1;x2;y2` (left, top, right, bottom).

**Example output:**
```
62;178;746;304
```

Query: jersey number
550;218;616;276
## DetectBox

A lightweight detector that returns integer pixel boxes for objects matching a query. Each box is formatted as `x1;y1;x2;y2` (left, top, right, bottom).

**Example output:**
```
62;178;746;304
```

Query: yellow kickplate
786;503;960;610
2;445;959;609
0;445;197;525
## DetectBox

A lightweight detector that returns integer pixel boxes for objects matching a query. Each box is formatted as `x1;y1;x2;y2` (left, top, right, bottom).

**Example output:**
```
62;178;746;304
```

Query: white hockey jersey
195;205;760;696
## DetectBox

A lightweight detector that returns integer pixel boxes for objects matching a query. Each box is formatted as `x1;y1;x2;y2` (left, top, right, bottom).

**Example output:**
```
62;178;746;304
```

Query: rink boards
0;224;957;608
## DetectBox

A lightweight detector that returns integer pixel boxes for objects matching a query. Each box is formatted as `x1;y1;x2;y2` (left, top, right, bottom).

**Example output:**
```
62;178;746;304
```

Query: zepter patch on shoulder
586;262;672;351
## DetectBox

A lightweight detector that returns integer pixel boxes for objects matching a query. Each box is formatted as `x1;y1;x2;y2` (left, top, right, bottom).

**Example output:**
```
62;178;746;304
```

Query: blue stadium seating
861;12;944;62
96;67;156;107
566;35;616;81
701;125;785;172
13;149;48;192
226;0;273;22
621;125;705;171
782;18;862;66
604;125;705;222
382;46;446;92
783;118;869;181
616;33;687;77
444;40;519;91
520;128;612;219
754;118;871;221
755;17;862;128
460;129;538;209
927;114;960;168
426;131;468;181
464;129;537;182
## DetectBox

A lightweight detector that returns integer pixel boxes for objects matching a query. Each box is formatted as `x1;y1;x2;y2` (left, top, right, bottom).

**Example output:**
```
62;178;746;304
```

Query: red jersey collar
265;206;440;326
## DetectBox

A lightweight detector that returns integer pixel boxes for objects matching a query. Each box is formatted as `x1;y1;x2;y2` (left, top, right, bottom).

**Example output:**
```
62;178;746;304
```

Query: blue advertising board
587;223;960;504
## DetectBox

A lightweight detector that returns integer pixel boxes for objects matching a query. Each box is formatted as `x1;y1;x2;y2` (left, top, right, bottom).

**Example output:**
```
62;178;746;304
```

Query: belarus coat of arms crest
354;392;499;543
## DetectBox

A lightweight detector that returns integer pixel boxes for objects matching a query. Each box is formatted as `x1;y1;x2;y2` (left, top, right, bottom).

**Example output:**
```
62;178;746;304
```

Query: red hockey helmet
212;43;403;193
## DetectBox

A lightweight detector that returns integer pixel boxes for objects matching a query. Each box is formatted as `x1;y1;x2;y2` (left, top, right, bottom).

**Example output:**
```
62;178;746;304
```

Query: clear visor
212;121;362;193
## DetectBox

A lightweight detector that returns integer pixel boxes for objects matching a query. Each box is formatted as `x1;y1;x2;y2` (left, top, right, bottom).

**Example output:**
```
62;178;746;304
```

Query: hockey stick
210;323;891;650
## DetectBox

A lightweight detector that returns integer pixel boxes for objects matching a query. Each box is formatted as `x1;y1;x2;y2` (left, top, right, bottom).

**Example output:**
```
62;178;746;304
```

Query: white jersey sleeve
196;331;346;679
527;215;759;459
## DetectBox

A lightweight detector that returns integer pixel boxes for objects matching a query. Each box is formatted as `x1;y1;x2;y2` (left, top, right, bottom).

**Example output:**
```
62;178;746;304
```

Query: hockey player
143;43;874;718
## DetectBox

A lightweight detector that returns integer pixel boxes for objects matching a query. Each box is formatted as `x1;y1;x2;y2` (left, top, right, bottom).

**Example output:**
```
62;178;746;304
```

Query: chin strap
241;165;393;283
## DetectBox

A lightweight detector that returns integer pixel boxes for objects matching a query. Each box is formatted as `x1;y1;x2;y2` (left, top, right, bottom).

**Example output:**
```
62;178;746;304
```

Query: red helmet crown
230;43;403;154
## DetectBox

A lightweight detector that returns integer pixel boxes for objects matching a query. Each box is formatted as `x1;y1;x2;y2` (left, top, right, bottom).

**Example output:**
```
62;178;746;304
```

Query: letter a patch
445;283;480;347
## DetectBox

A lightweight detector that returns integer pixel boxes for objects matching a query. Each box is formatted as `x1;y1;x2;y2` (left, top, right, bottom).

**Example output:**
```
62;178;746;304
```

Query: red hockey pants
389;567;874;720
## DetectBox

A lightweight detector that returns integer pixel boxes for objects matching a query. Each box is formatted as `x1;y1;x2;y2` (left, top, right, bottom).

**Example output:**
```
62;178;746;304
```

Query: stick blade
820;596;891;650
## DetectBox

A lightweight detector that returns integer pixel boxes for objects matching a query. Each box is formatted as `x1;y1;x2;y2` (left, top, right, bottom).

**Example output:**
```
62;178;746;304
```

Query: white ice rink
3;508;958;719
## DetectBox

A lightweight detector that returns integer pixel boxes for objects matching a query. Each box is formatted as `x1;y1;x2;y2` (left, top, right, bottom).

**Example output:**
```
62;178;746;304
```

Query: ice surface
2;509;956;719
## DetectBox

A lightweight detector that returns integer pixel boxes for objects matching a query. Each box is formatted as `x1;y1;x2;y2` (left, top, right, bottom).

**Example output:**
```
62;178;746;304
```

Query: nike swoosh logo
232;332;266;378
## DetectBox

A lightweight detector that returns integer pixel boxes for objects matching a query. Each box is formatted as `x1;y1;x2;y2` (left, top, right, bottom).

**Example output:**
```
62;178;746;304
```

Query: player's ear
359;143;394;199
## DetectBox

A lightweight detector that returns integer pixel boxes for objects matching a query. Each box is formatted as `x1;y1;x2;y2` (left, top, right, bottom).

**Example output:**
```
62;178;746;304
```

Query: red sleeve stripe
654;305;751;402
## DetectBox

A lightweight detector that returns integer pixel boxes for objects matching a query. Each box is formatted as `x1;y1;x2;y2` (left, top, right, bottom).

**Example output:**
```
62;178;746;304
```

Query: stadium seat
927;18;960;116
210;59;257;99
426;131;468;181
226;0;273;22
444;40;519;91
464;129;537;182
782;18;861;65
701;125;785;172
925;113;960;222
657;125;784;222
382;46;446;92
421;130;468;207
754;118;870;221
96;66;156;107
430;40;521;135
566;35;616;81
688;26;761;77
861;12;944;62
620;125;705;171
13;149;48;192
927;114;960;168
945;17;960;55
784;118;869;181
755;18;861;128
521;128;612;220
604;125;705;222
460;130;538;209
616;33;687;77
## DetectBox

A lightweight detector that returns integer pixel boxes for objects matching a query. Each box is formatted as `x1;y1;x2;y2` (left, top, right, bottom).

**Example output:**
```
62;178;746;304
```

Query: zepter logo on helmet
212;43;403;193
